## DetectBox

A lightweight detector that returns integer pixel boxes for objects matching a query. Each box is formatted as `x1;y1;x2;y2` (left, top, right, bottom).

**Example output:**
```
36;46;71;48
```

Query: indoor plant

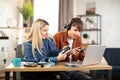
17;0;34;27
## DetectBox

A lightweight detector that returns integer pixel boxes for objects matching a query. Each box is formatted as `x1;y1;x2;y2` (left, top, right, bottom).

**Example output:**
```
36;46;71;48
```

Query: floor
1;72;120;80
1;76;120;80
0;78;120;80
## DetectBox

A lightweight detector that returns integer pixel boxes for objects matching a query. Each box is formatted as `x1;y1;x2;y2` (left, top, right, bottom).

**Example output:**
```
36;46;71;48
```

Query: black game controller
62;46;71;54
76;48;85;52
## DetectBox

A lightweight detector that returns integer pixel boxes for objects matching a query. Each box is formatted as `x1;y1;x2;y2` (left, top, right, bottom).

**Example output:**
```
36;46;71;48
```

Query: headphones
64;21;73;30
64;18;83;30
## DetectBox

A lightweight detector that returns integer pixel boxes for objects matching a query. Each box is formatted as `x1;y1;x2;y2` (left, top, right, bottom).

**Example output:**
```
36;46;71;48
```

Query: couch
91;48;120;79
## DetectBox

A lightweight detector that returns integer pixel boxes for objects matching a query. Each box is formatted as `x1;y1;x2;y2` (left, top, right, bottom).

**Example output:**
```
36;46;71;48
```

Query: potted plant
17;0;34;27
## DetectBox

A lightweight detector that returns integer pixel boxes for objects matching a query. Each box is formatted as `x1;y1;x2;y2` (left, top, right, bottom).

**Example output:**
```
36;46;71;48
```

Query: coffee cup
12;58;21;67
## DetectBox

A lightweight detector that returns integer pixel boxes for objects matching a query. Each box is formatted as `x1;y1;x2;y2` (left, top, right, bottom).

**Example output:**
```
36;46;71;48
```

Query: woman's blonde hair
26;18;49;56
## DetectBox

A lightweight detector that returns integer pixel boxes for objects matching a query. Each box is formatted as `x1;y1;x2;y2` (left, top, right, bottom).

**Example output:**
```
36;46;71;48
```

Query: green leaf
17;0;34;21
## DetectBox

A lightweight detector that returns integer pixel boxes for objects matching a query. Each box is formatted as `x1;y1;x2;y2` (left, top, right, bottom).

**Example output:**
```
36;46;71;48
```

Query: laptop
65;45;106;67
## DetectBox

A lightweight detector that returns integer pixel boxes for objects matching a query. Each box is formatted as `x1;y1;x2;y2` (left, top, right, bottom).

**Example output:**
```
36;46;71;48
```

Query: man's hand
70;48;85;61
72;48;80;55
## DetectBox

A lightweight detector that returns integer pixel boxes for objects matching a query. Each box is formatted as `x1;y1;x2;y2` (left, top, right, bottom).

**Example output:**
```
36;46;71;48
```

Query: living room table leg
13;72;16;80
91;70;97;79
5;72;10;80
108;70;112;80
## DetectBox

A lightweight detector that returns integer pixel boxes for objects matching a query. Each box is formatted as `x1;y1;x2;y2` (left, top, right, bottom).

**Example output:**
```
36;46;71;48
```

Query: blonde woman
22;19;69;79
23;18;67;63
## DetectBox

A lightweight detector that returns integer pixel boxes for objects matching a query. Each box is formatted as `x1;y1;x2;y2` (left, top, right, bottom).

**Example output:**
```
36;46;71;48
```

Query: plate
22;62;37;67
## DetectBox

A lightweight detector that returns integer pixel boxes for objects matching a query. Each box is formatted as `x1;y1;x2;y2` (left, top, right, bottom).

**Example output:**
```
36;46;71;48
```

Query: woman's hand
57;50;70;61
62;46;69;50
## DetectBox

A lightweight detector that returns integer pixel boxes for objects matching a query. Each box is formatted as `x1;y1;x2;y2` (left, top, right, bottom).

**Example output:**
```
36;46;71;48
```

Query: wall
34;0;59;36
0;0;21;70
0;0;20;27
73;0;120;47
0;29;14;71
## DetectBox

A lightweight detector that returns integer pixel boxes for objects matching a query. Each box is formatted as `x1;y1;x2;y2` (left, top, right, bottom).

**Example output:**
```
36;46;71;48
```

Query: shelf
0;37;9;39
78;14;101;45
82;29;101;31
0;27;30;29
77;14;101;17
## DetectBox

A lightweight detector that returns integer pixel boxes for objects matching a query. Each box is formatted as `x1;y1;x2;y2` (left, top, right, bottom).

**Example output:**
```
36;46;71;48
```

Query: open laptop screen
65;45;106;67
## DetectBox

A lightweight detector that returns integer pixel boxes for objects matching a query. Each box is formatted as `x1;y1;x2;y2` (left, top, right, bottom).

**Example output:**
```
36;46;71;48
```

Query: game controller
62;46;71;54
76;48;85;52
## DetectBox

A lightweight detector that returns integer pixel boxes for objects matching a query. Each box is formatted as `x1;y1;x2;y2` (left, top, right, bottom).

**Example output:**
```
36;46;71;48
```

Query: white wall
74;0;120;47
0;0;20;69
0;29;14;69
0;0;20;27
34;0;59;36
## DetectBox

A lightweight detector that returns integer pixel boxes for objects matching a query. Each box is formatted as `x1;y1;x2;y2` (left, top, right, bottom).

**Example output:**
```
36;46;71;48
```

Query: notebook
65;45;106;67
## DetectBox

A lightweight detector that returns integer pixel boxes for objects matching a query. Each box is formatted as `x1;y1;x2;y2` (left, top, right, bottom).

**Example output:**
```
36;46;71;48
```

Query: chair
15;44;23;80
16;44;23;59
91;48;120;80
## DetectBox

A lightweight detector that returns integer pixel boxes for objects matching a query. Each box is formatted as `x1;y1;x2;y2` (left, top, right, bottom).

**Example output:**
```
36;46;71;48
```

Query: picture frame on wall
86;2;96;15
